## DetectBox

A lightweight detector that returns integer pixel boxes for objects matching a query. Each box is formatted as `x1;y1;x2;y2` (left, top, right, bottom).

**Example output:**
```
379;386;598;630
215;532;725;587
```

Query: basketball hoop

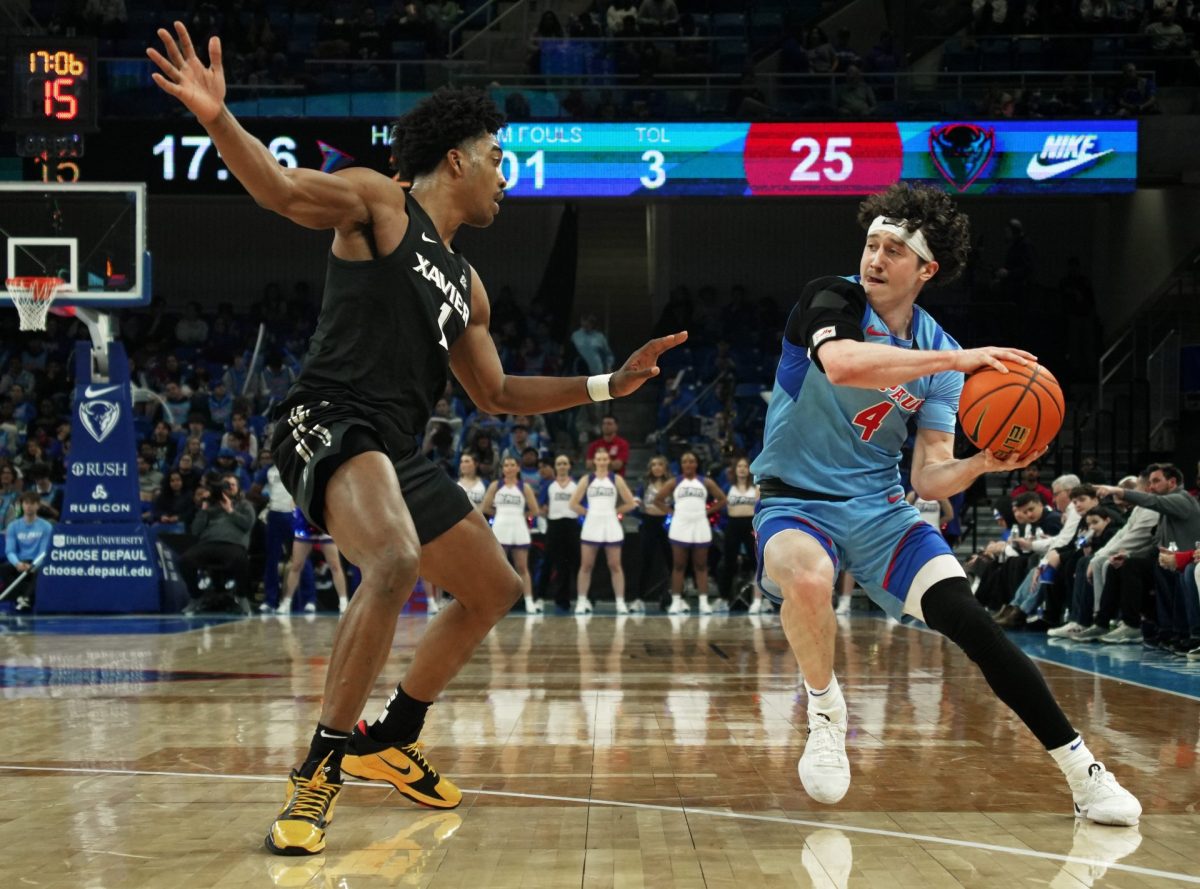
6;276;65;331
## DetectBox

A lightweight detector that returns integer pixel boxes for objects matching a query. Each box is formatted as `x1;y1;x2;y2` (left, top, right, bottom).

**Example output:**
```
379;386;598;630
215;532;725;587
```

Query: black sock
300;723;350;781
369;684;431;745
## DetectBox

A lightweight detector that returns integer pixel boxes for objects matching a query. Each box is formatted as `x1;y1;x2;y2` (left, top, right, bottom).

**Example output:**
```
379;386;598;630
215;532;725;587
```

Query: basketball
958;360;1064;459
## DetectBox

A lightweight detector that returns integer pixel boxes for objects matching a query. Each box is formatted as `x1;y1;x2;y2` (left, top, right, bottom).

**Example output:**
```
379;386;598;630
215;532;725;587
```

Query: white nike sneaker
1048;620;1084;638
746;599;762;615
628;599;646;614
1073;763;1141;826
524;596;543;615
667;597;690;615
798;712;851;805
615;599;630;615
698;595;713;615
574;598;593;615
275;598;293;616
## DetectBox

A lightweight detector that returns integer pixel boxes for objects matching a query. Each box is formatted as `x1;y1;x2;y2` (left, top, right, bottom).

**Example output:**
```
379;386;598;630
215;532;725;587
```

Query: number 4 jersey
750;275;963;498
274;192;472;457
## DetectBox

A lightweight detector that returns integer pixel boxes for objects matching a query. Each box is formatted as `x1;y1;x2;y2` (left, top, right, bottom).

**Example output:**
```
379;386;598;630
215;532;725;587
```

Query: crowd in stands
0;263;1194;641
965;461;1200;660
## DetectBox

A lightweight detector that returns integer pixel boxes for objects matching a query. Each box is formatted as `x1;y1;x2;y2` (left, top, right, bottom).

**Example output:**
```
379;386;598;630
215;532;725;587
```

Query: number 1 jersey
750;275;963;498
277;192;472;457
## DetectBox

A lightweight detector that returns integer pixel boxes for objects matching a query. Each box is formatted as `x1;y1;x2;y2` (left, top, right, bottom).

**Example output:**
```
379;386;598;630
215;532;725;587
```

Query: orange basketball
958;360;1064;459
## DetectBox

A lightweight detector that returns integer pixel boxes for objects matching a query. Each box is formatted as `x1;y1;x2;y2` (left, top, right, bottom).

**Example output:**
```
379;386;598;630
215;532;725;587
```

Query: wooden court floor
1;611;1197;889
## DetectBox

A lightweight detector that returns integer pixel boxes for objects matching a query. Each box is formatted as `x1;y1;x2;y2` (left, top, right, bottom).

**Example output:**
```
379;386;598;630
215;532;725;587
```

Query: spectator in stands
838;65;878;116
181;437;210;475
177;413;220;463
1145;5;1190;54
608;0;639;35
2;492;52;613
176;452;202;490
0;465;20;529
220;411;259;460
637;0;680;35
138;454;163;512
865;30;900;73
832;28;862;70
175;301;209;346
1080;0;1114;28
804;26;838;73
387;1;429;42
9;385;35;430
0;357;35;399
527;10;565;73
468;429;498;480
427;0;464;48
258;352;296;411
159;381;193;431
180;472;256;610
151;469;195;535
571;313;615;377
27;464;61;521
222;353;251;396
1011;464;1054;506
570;0;606;37
14;439;46;479
1095;464;1200;646
1115;63;1160;115
972;0;1009;32
587;415;630;476
354;7;386;58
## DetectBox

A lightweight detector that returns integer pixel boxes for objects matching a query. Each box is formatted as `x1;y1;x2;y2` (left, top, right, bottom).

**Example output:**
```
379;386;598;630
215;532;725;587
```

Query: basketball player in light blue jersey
751;184;1140;826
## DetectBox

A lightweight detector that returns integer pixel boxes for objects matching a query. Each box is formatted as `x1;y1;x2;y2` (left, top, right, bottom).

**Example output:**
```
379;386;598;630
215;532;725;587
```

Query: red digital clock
5;36;98;133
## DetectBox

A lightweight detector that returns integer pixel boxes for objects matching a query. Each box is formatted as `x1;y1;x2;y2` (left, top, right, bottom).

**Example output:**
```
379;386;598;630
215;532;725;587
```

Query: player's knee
921;576;1008;662
777;567;833;609
367;543;421;594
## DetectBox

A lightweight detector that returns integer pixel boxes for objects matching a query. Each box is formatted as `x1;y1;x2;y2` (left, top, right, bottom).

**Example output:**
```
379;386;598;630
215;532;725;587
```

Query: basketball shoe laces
807;714;847;765
286;767;339;822
1079;762;1123;805
401;741;439;778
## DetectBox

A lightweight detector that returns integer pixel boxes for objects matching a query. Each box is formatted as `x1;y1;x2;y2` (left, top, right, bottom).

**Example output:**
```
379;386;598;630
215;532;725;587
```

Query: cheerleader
720;456;766;614
482;456;542;614
537;453;580;609
568;448;638;614
635;455;673;607
654;451;727;614
278;508;349;615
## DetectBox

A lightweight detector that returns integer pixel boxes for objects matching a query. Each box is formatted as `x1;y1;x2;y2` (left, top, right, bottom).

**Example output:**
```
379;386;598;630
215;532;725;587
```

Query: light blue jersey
750;275;963;498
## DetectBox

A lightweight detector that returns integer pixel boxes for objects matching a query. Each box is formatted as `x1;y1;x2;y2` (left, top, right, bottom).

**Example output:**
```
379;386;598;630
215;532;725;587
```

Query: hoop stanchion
5;276;65;331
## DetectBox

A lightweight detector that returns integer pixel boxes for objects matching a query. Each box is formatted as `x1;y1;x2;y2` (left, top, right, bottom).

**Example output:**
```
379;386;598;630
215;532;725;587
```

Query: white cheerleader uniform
725;484;758;512
580;473;624;545
458;477;486;511
669;475;712;546
490;482;531;548
546;478;579;520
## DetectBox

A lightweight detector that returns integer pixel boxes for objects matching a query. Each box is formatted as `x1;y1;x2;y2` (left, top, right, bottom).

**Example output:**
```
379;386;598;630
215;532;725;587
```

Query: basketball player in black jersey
149;22;686;855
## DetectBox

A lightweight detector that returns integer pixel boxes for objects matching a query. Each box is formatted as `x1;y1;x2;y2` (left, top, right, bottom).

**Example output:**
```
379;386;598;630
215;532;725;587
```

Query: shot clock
6;36;98;159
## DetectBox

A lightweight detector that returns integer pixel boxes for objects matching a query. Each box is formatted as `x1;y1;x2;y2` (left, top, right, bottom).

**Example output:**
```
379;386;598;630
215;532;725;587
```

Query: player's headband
867;216;934;263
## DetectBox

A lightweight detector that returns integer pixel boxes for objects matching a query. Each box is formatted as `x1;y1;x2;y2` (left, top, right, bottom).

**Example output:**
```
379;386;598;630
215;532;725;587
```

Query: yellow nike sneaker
340;720;462;809
265;754;342;856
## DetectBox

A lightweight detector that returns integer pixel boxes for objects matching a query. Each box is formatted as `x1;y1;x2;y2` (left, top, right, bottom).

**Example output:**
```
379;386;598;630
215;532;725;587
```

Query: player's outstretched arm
819;340;1037;390
910;428;1046;501
451;269;687;414
147;21;373;230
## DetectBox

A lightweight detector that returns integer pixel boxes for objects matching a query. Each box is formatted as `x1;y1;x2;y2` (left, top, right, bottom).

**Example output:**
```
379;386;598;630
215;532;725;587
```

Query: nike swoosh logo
84;384;121;398
421;232;438;244
1070;738;1083;751
1026;149;1114;181
319;730;346;740
866;325;888;337
888;493;902;503
969;407;988;443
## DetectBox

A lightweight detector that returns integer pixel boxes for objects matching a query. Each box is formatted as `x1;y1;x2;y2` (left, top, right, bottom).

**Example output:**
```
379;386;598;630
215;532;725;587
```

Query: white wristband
586;373;613;402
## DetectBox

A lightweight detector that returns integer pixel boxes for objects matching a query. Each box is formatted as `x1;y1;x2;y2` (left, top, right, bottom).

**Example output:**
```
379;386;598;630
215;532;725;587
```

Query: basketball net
6;276;64;331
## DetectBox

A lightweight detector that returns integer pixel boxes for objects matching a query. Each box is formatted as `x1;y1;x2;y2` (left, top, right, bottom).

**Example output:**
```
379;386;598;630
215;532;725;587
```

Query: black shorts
271;400;472;545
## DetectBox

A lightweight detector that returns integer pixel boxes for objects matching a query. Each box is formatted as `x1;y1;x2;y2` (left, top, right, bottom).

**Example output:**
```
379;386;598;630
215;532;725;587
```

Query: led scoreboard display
28;118;1136;195
6;36;98;132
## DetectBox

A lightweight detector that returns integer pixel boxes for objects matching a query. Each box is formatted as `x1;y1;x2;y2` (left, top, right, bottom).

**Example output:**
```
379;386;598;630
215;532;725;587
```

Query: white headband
867;216;934;263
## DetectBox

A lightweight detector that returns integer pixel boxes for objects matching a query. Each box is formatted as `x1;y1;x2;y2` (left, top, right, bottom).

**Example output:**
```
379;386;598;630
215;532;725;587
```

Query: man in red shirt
1009;464;1053;506
586;414;630;476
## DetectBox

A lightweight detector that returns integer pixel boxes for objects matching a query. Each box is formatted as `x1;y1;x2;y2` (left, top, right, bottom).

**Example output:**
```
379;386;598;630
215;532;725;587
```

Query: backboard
0;182;149;308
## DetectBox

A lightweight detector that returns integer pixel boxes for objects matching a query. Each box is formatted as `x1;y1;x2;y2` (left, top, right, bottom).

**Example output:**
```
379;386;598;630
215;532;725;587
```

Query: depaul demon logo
79;399;121;444
929;124;995;192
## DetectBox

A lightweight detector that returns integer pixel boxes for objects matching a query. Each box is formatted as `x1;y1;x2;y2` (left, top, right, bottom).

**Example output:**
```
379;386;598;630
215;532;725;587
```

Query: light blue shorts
753;485;955;620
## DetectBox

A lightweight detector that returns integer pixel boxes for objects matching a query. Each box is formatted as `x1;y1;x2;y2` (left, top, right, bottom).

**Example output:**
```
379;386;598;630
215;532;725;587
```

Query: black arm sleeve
783;276;867;373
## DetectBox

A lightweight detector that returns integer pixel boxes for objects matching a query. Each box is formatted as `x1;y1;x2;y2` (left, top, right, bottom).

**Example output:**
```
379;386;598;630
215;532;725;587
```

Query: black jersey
274;194;472;456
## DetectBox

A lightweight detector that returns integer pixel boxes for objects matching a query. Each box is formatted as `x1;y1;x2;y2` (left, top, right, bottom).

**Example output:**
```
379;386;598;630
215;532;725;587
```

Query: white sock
671;594;685;605
1050;734;1096;794
805;674;846;725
